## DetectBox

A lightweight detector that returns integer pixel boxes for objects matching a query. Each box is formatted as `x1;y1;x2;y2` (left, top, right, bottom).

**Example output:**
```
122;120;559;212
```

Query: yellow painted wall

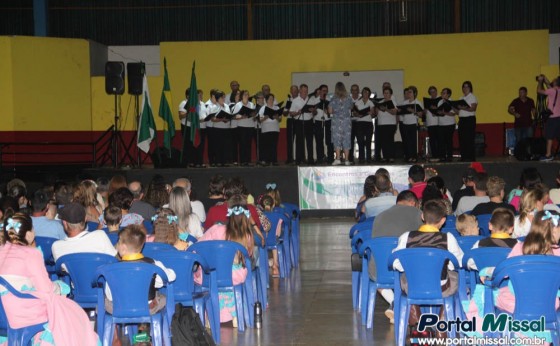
160;30;549;128
91;77;167;131
8;36;91;131
0;37;13;131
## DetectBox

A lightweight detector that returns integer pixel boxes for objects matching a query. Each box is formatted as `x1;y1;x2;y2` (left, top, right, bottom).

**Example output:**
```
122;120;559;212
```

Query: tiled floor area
218;217;395;346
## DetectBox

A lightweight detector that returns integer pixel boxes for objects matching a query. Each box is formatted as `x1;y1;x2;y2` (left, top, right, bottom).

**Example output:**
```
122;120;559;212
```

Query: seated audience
471;176;515;216
473;208;517;249
549;169;560;204
72;180;102;224
507;167;542;211
128;180;156;221
364;174;397;218
168;186;203;239
108;174;127;196
108;187;144;227
0;212;99;345
52;203;117;261
105;224;175;315
355;175;377;222
456;214;479;236
392;199;463;335
514;186;546;238
144;175;170;210
451;168;477;211
455;172;489;216
195;195;258;324
30;190;65;239
408;165;427;199
104;205;122;233
201;174;227;212
150;208;185;250
172;177;206;223
375;168;399;196
422;184;452;215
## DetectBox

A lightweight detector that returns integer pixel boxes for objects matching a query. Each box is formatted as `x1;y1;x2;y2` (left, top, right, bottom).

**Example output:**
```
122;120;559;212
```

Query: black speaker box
127;62;145;96
105;61;125;95
514;137;546;161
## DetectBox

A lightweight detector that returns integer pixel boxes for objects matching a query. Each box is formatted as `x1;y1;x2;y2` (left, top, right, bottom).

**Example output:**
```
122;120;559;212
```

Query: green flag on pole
159;57;175;156
187;61;201;147
137;73;156;153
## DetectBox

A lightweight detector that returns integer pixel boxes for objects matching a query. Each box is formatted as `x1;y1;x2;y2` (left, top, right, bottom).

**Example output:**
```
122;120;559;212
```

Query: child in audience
473;208;517;249
392;199;464;335
106;224;176;315
266;183;283;208
104;205;122;233
456;214;479;236
150;208;188;251
258;194;282;277
195;194;258;325
513;187;546;238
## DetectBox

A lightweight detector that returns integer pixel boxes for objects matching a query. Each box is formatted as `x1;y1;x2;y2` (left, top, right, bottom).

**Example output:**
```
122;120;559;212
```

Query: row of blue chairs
356;238;560;346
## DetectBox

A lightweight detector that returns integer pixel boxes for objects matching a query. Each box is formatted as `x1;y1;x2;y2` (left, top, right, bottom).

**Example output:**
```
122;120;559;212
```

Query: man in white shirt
52;203;117;261
225;80;240;105
289;84;315;165
31;190;66;240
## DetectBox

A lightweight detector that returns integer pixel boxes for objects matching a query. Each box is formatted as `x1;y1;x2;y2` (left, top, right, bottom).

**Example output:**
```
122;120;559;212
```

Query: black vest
478;237;517;249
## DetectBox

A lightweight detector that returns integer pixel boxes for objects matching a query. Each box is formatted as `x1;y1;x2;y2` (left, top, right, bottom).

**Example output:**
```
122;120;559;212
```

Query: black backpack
171;303;216;346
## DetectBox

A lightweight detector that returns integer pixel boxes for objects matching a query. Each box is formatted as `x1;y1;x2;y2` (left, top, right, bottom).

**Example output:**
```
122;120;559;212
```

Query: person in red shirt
508;86;536;146
204;177;264;232
408;165;427;200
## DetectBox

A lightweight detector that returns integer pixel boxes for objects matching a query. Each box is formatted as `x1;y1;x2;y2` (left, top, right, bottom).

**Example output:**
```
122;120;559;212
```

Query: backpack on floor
171;303;216;346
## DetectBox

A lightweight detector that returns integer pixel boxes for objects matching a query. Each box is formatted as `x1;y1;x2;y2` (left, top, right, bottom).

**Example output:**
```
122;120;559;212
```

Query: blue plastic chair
188;240;255;333
253;232;269;312
95;262;174;346
475;214;492;236
264;212;288;278
457;235;484;254
461;247;511;297
281;202;301;268
142;220;154;234
154;251;220;344
388;248;462;346
359;237;398;328
35;236;57;279
485;255;560;344
348;217;374;239
350;228;372;311
142;242;176;258
442;214;456;229
0;277;47;345
87;221;100;231
441;227;461;239
276;212;292;271
105;232;119;246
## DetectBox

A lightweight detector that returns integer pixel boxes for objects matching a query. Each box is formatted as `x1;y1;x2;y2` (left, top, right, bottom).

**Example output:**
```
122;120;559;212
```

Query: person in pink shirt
537;75;560;161
0;212;99;346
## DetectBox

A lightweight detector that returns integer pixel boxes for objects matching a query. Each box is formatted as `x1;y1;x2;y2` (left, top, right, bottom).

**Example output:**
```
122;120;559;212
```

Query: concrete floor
218;217;395;346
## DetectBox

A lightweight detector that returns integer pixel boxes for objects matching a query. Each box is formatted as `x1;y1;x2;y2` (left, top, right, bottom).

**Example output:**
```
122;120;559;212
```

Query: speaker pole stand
112;93;119;169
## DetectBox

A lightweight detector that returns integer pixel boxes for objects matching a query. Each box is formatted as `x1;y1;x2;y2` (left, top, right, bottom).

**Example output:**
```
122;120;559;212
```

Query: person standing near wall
374;87;398;163
285;85;299;165
289;84;315;165
349;84;361;163
354;87;374;164
425;86;440;161
437;88;457;162
508;86;536;146
537;75;560;161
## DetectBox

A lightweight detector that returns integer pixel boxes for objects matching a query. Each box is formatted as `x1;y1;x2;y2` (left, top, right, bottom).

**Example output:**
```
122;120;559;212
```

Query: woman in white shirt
209;91;232;167
354;87;374;164
437;88;457;162
374;87;398;163
424;86;439;161
232;90;256;166
258;94;281;165
399;86;423;163
455;81;478;162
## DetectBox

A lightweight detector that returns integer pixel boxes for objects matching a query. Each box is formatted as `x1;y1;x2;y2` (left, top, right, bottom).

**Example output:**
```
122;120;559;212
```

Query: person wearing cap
451;168;478;211
52;202;117;261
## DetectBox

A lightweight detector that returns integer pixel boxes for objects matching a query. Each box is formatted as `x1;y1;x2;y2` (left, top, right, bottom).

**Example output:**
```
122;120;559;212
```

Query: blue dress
330;96;354;149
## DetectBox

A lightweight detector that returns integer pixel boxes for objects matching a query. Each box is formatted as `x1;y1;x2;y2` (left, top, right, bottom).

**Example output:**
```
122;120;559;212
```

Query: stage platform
2;156;558;217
